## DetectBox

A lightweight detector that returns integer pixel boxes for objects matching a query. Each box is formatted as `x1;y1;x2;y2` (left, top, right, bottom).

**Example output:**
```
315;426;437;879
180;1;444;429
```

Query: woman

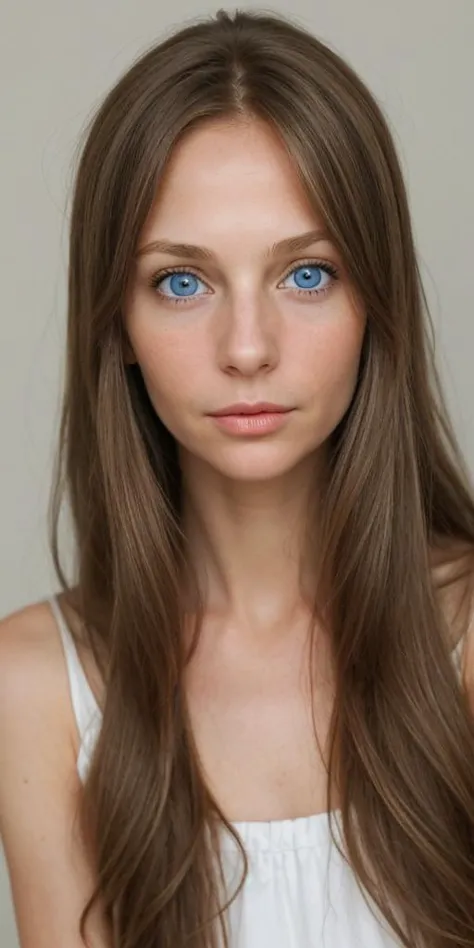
1;8;473;948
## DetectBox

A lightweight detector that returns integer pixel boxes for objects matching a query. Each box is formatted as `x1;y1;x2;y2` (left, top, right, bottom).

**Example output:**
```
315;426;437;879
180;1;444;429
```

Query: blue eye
281;264;333;293
154;271;205;300
149;260;338;305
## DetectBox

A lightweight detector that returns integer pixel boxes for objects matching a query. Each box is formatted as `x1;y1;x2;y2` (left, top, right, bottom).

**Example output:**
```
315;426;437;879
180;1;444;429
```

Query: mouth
210;403;292;417
209;408;294;435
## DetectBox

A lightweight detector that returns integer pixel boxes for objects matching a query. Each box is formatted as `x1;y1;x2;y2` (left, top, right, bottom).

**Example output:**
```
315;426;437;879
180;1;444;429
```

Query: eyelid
278;257;339;283
149;256;340;290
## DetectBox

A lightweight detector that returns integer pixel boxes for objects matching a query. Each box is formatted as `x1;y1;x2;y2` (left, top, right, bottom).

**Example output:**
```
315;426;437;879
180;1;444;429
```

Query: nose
216;294;280;377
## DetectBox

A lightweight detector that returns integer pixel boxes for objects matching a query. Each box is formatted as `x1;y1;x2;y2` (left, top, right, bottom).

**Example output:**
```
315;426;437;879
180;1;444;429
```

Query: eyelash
148;258;340;306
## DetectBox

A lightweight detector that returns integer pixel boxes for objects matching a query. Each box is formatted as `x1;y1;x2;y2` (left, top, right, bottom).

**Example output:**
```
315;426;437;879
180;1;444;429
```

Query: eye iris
169;273;199;296
164;265;325;298
294;266;322;289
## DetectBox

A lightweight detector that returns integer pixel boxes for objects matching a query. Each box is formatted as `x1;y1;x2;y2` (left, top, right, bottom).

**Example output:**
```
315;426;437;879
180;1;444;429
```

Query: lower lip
210;411;293;434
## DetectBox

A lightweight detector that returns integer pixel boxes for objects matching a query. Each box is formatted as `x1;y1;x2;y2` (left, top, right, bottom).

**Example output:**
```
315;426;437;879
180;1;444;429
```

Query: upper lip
210;402;292;416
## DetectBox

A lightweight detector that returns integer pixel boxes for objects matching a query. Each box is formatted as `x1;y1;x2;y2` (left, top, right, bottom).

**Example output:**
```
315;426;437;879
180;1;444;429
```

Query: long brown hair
49;9;474;947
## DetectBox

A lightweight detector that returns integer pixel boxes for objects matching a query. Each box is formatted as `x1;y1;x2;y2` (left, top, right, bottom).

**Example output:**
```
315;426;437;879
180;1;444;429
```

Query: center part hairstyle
50;9;474;948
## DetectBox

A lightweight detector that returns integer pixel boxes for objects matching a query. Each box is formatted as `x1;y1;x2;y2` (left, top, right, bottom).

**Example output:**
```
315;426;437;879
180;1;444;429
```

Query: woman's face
125;117;366;483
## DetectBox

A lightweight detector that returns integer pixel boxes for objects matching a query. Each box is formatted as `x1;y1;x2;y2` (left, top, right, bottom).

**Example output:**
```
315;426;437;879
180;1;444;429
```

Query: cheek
298;315;364;394
132;332;205;418
295;318;365;440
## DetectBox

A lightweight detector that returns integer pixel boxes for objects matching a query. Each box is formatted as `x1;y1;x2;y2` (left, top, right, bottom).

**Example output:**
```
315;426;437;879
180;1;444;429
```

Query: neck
179;447;325;631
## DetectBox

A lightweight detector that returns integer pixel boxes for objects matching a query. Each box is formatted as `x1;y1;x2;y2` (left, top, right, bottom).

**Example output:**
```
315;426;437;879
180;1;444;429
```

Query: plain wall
1;1;473;943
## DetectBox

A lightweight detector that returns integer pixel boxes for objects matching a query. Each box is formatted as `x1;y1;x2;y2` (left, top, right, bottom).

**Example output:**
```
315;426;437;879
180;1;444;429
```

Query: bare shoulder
0;596;68;674
0;597;68;708
0;598;79;760
0;599;110;947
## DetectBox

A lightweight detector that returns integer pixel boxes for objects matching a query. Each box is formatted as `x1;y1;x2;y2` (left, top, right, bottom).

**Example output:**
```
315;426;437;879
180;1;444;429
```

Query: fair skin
123;116;367;821
0;116;473;947
126;116;366;637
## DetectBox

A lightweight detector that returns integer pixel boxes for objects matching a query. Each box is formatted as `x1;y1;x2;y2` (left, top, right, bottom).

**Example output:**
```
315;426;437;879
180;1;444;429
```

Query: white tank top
48;593;467;948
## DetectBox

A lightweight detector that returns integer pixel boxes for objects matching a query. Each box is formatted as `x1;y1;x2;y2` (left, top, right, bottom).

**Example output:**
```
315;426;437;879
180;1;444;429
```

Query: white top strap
48;594;101;742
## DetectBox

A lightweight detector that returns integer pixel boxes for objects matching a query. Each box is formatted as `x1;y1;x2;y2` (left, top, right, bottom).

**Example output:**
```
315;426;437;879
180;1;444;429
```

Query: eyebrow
135;228;331;261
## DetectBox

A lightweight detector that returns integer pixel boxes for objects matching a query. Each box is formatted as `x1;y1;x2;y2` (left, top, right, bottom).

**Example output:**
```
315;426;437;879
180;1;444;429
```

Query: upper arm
0;603;111;948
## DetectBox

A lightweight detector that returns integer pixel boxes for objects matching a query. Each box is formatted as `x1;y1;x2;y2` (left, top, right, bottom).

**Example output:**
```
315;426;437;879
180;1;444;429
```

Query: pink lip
210;410;294;435
210;402;291;416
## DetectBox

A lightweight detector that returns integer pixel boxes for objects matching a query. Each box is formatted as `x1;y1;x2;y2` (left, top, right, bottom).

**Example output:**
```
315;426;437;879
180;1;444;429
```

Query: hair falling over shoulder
49;9;474;947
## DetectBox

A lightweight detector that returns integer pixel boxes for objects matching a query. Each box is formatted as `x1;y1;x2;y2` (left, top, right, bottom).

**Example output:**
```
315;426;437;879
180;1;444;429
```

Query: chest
182;626;336;822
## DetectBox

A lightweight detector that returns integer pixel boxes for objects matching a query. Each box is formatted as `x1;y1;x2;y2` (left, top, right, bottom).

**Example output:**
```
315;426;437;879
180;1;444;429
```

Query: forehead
139;118;321;248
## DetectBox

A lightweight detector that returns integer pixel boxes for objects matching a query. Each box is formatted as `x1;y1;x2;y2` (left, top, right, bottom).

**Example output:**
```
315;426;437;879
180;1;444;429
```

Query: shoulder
0;591;104;716
0;598;68;704
0;598;79;784
0;599;111;947
0;599;61;695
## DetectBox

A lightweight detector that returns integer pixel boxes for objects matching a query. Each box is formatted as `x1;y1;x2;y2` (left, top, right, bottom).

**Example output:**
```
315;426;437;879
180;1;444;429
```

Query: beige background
1;1;473;943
